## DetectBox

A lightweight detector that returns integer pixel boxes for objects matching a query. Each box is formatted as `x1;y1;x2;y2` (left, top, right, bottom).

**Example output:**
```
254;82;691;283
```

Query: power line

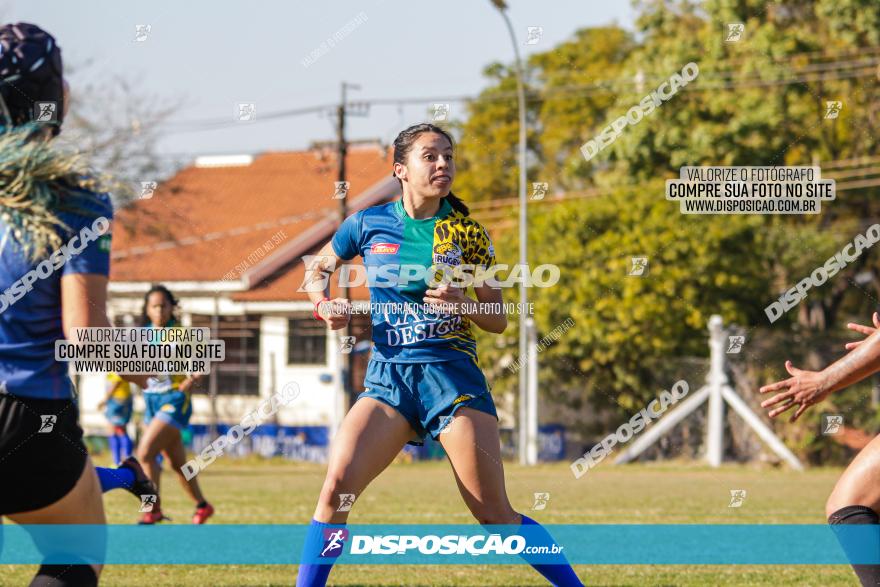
158;48;880;136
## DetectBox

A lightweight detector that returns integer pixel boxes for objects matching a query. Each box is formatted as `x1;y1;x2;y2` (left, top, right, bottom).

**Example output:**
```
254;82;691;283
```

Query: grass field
1;457;861;586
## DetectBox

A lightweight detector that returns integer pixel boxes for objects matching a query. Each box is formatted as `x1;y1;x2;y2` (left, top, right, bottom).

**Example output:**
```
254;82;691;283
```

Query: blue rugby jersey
0;191;113;399
331;197;495;363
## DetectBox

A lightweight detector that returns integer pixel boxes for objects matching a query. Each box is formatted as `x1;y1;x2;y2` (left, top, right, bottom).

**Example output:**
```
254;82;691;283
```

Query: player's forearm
822;329;880;393
308;290;329;309
460;297;507;334
302;254;336;305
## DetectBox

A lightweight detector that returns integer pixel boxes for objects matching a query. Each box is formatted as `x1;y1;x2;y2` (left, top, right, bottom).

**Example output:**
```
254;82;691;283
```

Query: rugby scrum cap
0;22;64;134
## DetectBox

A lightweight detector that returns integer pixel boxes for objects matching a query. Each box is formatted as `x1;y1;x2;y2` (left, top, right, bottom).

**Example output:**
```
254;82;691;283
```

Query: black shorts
0;394;88;516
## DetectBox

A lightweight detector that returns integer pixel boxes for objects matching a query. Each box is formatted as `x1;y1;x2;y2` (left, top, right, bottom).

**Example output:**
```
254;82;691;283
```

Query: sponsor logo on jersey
433;242;462;266
452;394;473;406
370;242;400;255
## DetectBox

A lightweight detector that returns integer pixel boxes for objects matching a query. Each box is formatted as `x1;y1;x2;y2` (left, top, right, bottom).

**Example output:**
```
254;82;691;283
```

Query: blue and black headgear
0;22;64;135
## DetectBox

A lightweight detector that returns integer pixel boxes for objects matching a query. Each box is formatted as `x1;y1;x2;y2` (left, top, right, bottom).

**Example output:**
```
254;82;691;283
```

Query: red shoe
138;508;169;525
192;503;214;524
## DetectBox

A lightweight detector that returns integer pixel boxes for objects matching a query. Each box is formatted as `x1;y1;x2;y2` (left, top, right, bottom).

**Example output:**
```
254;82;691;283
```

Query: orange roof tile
110;147;398;298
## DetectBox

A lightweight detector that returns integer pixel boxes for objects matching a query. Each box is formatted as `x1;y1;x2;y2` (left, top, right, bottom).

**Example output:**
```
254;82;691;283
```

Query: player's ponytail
445;191;469;216
392;122;470;217
0;125;108;262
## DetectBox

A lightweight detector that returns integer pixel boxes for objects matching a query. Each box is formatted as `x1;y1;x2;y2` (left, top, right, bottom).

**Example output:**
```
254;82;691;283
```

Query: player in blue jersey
100;372;134;464
295;123;583;586
0;23;158;585
134;284;214;525
761;312;880;586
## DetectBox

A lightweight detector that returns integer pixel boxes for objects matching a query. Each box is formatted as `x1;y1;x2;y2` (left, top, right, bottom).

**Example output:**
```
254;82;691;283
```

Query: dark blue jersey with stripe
0;191;113;399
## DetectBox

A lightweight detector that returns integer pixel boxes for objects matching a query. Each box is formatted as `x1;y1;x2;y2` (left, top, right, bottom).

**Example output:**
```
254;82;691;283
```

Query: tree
467;0;880;458
58;72;183;206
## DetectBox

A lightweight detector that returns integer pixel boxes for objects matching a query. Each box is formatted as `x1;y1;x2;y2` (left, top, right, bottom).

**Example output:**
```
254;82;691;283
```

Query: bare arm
759;318;880;422
301;240;351;330
822;328;880;393
61;273;150;388
178;372;203;393
423;282;507;334
461;283;507;334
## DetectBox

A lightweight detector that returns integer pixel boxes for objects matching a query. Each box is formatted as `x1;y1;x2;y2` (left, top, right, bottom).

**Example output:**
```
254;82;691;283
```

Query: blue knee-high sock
108;433;122;465
119;430;133;461
519;514;583;587
95;465;136;493
296;519;346;587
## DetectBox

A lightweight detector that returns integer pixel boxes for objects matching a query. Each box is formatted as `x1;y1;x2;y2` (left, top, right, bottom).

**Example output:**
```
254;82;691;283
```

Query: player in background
761;311;880;586
134;284;214;525
0;22;156;586
100;371;134;464
295;123;583;586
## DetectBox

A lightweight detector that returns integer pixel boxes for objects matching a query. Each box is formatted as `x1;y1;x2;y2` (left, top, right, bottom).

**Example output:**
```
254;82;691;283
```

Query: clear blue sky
6;0;635;159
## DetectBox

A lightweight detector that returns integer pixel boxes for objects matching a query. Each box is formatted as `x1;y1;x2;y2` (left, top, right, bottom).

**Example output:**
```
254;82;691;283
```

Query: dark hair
0;23;64;134
392;123;469;216
140;284;178;327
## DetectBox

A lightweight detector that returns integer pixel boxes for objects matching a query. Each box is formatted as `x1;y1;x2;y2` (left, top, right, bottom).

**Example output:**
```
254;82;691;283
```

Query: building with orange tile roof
76;145;400;461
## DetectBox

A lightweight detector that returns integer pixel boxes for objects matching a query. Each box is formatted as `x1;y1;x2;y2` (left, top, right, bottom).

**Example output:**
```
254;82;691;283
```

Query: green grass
1;457;860;586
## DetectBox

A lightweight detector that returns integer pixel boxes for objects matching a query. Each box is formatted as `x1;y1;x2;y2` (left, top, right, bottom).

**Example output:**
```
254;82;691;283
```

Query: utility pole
330;81;367;436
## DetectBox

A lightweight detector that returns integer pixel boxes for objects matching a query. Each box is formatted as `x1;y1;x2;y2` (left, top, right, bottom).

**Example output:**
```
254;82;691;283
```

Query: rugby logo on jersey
432;241;463;266
370;242;400;255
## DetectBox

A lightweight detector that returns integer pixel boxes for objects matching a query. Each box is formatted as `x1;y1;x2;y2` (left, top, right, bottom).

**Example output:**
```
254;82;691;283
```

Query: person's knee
136;445;151;462
468;501;517;525
138;440;159;461
826;487;880;520
826;494;845;519
826;482;871;519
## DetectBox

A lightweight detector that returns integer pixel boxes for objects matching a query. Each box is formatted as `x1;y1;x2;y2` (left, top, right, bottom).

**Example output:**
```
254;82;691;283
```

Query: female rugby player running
135;284;214;525
761;311;880;586
295;123;583;586
0;22;156;586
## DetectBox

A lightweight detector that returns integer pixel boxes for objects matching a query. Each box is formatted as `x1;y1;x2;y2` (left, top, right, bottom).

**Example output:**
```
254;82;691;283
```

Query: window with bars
287;317;327;365
190;314;261;395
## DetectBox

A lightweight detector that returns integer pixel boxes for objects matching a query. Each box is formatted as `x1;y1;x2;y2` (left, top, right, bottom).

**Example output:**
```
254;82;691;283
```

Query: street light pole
489;0;533;465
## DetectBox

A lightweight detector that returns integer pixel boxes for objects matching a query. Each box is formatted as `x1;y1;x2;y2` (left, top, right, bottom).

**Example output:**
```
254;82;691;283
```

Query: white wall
79;294;337;435
259;315;337;427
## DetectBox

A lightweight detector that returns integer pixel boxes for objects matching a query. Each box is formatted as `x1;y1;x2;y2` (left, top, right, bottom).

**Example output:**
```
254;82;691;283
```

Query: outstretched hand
759;360;831;422
845;311;880;350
